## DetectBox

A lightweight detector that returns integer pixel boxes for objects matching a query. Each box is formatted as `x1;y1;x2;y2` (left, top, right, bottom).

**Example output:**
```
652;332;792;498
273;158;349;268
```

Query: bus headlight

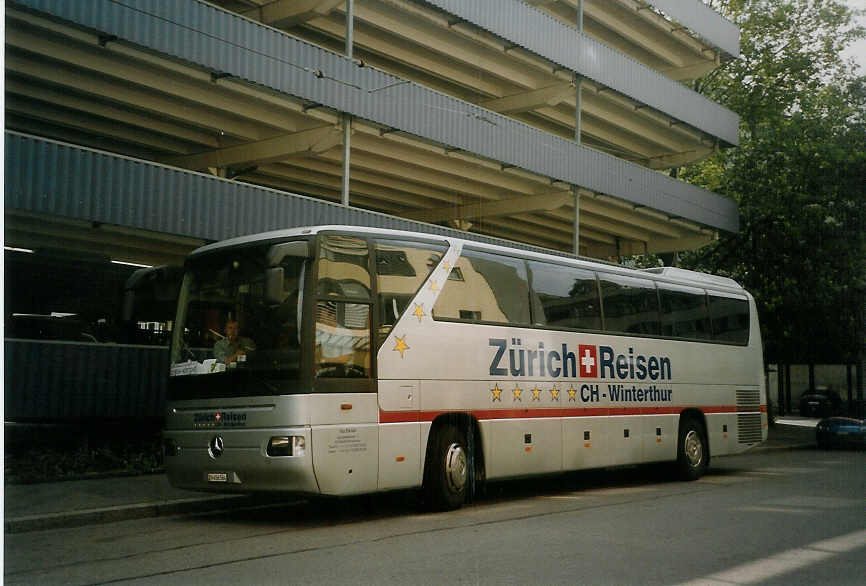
267;435;306;457
164;438;181;457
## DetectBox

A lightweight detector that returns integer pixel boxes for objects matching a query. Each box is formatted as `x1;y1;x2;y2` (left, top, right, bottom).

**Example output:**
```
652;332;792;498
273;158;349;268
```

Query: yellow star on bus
567;386;577;401
550;386;560;401
513;386;523;401
442;260;451;271
428;279;439;292
531;387;541;401
491;384;502;402
393;335;410;358
412;303;426;322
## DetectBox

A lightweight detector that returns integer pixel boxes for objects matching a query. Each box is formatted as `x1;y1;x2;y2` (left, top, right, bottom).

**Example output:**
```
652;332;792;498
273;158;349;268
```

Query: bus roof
187;225;745;293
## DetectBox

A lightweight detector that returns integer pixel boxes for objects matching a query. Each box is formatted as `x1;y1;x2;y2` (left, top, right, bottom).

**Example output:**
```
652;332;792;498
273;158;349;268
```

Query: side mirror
265;267;284;305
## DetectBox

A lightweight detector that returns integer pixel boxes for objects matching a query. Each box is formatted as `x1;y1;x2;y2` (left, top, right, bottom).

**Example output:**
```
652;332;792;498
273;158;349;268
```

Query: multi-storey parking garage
4;0;741;418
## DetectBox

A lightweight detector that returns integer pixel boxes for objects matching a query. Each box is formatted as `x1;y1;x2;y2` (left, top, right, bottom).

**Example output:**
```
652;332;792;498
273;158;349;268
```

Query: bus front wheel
424;425;468;511
676;418;708;481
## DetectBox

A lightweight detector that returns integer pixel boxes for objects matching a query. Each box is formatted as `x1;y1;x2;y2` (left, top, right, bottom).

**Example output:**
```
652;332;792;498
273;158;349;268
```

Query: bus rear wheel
676;418;708;481
424;424;468;511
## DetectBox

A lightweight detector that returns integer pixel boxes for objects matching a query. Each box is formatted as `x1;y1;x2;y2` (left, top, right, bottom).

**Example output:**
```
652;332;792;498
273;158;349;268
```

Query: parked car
799;386;842;418
815;416;866;449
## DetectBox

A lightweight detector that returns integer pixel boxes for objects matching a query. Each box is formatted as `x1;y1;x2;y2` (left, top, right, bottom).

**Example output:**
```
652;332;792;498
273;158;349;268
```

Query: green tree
678;0;866;366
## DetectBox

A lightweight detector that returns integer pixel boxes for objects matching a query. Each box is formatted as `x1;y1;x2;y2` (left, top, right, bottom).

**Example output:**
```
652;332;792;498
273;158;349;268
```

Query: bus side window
528;261;600;331
598;274;660;335
314;301;371;378
658;284;710;340
433;249;530;325
374;239;447;347
315;235;372;378
317;235;371;300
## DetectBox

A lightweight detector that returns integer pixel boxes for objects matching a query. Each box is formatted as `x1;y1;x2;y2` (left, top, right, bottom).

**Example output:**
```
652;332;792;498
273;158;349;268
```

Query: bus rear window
708;293;750;344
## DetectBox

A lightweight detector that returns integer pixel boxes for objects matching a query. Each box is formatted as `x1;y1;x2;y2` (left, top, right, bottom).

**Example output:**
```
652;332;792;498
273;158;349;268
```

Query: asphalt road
5;447;864;585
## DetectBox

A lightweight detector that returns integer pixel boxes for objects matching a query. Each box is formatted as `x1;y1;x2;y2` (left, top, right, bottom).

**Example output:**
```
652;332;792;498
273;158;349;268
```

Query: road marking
768;496;860;509
676;529;866;585
734;506;815;515
697;475;753;485
587;486;657;496
750;467;823;474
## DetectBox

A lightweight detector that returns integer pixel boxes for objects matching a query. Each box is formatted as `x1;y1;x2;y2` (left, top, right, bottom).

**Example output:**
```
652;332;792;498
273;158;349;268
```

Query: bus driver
213;319;256;365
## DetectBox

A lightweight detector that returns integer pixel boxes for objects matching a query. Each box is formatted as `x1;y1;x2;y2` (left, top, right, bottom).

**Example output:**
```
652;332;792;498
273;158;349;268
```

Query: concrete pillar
341;0;354;207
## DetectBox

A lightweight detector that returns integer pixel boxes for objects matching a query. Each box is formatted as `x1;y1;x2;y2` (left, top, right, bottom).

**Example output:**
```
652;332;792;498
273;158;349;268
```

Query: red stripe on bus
378;406;740;424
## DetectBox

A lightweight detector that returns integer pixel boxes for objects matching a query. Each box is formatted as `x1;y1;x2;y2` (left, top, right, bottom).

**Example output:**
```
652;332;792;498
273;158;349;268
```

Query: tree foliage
678;0;866;364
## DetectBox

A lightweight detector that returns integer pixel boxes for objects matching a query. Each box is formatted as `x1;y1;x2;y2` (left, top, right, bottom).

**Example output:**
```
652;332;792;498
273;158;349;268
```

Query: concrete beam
165;126;343;171
481;83;575;114
5;79;221;148
645;232;716;254
405;191;573;222
5;27;303;136
242;0;343;27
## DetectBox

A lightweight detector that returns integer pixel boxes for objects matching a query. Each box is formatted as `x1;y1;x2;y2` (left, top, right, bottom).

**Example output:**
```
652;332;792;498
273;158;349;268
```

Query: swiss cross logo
578;344;598;378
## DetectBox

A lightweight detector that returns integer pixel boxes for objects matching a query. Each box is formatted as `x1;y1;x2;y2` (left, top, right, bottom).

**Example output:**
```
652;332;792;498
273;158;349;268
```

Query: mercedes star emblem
208;435;224;459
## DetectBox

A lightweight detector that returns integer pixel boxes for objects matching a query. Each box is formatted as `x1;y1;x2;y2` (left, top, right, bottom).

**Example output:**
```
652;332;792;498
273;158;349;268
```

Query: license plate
207;472;228;482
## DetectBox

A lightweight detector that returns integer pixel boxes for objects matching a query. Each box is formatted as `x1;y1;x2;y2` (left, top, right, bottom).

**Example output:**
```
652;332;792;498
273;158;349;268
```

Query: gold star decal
491;384;502;402
428;279;439;292
531;386;542;401
393;335;410;358
442;261;451;271
567;386;577;401
412;303;426;322
512;386;523;401
550;386;560;401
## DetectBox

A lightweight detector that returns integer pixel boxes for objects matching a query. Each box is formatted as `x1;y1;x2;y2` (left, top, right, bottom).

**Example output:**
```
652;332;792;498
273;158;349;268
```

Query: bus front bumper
163;427;320;494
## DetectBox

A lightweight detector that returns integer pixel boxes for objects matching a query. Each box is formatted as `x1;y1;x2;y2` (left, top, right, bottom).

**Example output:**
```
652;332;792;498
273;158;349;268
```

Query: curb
4;494;256;534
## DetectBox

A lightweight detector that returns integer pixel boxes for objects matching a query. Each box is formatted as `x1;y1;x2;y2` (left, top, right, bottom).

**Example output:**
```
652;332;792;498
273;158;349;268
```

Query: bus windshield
169;240;307;388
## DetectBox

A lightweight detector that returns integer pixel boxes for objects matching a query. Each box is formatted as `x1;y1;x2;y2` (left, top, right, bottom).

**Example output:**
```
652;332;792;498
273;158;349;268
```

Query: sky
842;0;866;73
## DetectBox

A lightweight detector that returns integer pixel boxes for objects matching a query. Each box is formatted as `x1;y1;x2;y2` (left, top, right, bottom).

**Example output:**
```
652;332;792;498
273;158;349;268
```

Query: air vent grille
736;389;761;410
737;413;763;444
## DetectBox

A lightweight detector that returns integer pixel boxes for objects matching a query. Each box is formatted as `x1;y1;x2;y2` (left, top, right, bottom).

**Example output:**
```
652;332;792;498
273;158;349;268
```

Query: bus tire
676;418;708;481
424;424;468;511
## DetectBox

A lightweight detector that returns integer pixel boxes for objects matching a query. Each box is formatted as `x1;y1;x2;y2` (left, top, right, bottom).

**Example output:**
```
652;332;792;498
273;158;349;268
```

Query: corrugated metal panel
423;0;739;146
10;0;738;231
647;0;740;58
4;132;580;257
4;341;169;419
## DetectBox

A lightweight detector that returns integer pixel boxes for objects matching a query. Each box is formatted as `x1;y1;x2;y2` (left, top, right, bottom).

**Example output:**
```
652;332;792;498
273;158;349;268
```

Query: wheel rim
444;442;467;494
684;430;703;468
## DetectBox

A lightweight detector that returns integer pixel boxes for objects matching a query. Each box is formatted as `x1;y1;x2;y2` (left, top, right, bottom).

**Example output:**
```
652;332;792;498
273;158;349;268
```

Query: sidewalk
3;473;277;534
756;417;818;451
4;421;816;534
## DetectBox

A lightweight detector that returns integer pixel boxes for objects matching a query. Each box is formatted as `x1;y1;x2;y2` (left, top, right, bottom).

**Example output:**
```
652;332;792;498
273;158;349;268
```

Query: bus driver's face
225;321;239;342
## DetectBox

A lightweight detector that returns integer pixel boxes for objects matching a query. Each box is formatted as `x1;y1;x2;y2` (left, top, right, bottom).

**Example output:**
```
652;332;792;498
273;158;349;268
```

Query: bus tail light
267;435;306;457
